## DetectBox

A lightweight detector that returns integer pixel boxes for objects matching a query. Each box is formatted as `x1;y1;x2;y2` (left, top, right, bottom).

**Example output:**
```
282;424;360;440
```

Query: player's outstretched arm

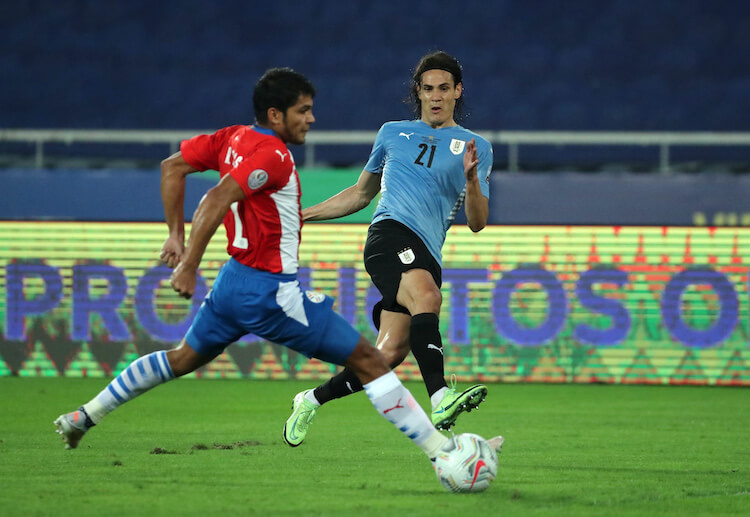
302;170;381;221
160;152;200;267
169;175;244;299
463;139;489;232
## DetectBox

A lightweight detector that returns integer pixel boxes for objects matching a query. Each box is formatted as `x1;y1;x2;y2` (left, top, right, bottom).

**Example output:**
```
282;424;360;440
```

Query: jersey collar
416;119;461;130
252;125;278;137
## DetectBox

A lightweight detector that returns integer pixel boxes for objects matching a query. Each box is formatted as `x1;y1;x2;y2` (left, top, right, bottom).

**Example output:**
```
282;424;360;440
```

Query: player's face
279;94;315;145
418;69;462;128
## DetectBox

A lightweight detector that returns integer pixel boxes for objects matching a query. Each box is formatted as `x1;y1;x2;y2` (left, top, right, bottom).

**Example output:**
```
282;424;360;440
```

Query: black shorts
363;219;442;328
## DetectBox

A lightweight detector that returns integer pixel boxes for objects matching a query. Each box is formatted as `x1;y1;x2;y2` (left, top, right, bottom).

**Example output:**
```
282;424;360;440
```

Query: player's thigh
255;288;361;366
364;219;439;314
396;268;443;314
183;275;248;358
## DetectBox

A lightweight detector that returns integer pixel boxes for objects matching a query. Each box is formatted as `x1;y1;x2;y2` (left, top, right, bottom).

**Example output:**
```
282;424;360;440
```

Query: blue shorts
185;258;360;365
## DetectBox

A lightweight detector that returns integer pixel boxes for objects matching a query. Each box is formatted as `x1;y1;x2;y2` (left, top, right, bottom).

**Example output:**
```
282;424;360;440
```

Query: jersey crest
449;138;466;155
247;169;269;189
397;247;416;264
305;290;326;303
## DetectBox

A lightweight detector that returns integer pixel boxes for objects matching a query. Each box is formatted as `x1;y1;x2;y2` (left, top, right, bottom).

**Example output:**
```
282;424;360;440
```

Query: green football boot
283;390;318;447
431;381;488;430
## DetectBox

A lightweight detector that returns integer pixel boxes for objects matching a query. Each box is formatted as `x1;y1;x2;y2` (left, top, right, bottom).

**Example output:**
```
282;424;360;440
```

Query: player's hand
160;236;184;269
169;262;197;299
463;138;479;181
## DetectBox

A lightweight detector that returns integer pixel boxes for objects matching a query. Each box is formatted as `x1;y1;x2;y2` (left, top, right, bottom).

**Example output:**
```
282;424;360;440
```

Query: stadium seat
2;1;748;136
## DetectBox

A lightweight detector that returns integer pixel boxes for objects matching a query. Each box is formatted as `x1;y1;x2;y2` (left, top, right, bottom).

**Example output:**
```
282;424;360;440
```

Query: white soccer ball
433;433;498;493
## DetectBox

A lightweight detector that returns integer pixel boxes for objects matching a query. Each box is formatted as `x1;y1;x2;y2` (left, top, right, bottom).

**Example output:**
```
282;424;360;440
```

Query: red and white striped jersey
181;125;302;274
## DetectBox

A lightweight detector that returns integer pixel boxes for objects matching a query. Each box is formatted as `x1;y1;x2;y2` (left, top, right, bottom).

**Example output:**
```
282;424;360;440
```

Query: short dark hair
253;68;315;124
407;51;465;120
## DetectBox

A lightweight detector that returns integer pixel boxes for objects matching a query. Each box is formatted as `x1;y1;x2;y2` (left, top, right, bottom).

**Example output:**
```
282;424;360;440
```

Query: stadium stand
2;0;750;131
1;1;749;169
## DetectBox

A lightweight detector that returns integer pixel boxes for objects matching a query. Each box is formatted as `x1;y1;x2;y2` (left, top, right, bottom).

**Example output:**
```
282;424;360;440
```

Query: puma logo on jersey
275;150;288;162
427;344;443;355
399;132;414;140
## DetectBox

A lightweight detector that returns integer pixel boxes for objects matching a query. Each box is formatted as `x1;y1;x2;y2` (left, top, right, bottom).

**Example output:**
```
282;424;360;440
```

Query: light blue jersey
364;120;493;265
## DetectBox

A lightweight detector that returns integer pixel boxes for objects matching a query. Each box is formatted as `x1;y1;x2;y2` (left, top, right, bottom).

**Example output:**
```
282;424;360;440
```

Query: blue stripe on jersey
365;120;492;265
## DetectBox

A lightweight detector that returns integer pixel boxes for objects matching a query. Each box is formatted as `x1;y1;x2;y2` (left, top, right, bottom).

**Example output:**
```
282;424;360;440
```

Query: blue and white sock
82;350;175;424
364;371;448;458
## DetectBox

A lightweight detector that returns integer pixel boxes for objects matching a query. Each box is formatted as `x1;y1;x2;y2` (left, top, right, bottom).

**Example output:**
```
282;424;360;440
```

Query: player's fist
160;236;184;268
169;263;196;299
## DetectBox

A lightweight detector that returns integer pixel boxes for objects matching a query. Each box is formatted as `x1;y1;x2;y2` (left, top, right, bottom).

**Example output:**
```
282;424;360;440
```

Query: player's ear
455;82;463;98
267;107;284;125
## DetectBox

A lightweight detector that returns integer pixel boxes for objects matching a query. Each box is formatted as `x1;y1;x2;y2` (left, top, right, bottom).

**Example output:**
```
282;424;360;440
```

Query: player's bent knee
167;340;212;377
418;288;442;313
398;285;442;314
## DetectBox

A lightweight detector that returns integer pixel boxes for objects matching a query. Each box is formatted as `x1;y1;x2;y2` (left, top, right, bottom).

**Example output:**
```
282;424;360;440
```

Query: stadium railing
2;129;750;172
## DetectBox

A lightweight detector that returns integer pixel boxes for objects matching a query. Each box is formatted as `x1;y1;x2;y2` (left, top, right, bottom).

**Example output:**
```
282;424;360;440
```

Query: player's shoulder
379;120;420;135
246;128;293;173
214;124;249;142
231;125;272;145
232;126;285;152
454;126;492;150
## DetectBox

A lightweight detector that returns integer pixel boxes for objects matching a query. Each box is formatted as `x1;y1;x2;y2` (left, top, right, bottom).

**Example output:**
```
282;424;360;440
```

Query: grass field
0;377;748;516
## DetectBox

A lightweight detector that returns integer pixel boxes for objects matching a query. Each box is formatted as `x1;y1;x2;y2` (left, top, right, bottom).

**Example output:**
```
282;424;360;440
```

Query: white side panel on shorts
276;280;309;327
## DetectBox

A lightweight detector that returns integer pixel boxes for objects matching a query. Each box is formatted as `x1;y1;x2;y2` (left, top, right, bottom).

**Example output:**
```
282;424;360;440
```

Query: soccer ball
433;433;498;493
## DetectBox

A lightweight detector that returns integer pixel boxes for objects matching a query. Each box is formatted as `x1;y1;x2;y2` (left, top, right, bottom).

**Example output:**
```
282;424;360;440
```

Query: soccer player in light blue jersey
285;51;497;447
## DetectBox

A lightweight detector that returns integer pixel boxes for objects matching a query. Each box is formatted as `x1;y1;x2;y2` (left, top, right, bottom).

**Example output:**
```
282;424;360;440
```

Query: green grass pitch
0;377;747;516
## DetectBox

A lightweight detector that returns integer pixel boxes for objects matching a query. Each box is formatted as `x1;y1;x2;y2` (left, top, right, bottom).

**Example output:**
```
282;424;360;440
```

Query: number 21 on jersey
415;143;436;168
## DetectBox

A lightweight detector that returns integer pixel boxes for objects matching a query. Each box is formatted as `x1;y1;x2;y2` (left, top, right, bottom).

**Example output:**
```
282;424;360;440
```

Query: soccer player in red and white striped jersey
54;68;457;468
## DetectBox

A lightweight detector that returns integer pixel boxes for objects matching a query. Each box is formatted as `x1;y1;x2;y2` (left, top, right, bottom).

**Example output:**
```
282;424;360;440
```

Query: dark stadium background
3;0;750;131
2;0;749;168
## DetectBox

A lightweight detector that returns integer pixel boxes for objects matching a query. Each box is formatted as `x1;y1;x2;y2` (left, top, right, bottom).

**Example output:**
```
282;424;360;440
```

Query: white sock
430;387;448;410
83;350;175;424
364;371;448;458
304;390;321;406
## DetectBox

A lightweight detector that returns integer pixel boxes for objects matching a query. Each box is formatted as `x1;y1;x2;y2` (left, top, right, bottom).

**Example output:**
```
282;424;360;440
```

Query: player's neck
254;123;282;140
420;118;458;129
